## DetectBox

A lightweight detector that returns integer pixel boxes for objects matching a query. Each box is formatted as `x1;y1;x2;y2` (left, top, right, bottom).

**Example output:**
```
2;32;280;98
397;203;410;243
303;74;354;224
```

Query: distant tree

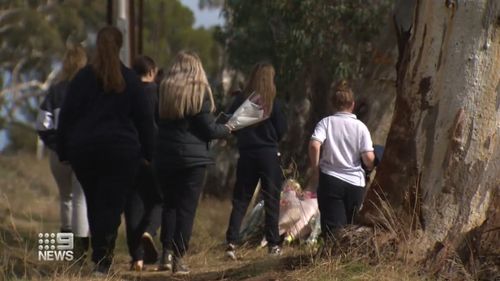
142;0;221;77
0;0;223;152
198;0;224;9
0;0;105;151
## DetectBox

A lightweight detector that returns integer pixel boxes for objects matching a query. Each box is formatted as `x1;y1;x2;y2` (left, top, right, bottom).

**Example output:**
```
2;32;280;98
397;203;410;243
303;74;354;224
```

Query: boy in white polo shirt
309;80;375;242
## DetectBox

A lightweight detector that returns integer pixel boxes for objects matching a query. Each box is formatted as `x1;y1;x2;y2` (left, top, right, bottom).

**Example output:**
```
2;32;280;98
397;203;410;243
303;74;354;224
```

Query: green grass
0;152;425;281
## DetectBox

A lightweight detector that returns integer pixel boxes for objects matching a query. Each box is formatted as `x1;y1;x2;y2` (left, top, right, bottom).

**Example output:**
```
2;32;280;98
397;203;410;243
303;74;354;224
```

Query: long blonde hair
159;51;215;119
58;44;87;82
91;26;125;93
243;62;277;114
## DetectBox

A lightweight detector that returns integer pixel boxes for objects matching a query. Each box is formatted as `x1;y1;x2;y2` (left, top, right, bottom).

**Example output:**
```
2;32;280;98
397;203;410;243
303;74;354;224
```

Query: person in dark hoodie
36;44;90;261
56;26;154;276
224;62;287;260
154;51;231;275
125;55;162;271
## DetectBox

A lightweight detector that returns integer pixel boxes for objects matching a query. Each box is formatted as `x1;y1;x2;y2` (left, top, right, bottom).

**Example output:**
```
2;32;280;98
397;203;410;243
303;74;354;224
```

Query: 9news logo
37;233;74;261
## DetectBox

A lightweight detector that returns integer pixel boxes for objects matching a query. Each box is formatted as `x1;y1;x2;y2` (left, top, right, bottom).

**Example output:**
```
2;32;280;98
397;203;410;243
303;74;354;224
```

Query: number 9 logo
56;233;74;250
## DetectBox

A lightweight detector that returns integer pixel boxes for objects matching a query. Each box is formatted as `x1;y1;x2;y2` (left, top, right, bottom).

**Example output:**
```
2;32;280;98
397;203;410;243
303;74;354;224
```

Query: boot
173;256;190;275
157;250;173;271
73;237;90;264
141;232;159;264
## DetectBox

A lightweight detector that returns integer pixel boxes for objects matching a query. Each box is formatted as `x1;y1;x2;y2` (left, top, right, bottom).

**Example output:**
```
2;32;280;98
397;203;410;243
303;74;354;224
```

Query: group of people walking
36;25;375;277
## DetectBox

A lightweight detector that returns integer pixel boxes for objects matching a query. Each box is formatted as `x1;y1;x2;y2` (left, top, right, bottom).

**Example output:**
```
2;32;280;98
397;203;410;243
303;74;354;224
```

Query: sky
180;0;224;28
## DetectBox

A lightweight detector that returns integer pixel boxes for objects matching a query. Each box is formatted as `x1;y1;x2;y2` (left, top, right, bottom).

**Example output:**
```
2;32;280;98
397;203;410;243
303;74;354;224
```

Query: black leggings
157;165;207;257
70;148;140;268
317;172;364;238
226;149;283;246
124;162;162;261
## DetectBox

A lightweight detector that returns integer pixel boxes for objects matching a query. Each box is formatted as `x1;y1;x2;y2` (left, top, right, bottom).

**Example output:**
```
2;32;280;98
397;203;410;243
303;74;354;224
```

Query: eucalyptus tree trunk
360;0;500;278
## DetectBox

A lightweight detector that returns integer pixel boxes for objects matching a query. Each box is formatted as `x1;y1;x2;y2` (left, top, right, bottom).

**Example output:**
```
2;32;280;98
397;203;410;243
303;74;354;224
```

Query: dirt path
118;254;311;281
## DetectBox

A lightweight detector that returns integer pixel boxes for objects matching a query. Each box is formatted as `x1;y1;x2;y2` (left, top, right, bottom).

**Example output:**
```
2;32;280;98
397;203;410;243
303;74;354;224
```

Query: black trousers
317;172;364;238
226;148;283;246
124;162;162;261
157;165;206;257
69;148;140;268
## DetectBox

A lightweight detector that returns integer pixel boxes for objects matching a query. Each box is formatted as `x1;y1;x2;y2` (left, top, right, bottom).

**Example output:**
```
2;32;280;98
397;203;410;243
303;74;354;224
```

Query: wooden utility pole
128;0;136;62
116;0;130;66
138;0;144;55
107;0;141;65
107;0;113;25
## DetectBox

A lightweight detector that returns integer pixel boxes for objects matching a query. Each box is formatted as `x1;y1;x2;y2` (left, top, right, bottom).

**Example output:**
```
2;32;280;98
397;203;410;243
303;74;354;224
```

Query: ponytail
92;26;125;93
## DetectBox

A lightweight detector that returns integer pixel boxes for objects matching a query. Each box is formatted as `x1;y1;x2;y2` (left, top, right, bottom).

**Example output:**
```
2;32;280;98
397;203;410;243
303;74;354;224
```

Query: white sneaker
268;245;282;257
225;243;237;260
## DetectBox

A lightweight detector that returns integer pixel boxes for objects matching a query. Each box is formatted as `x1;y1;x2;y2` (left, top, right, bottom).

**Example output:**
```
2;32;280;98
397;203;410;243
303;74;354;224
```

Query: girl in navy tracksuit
57;26;154;275
124;55;163;271
225;62;287;259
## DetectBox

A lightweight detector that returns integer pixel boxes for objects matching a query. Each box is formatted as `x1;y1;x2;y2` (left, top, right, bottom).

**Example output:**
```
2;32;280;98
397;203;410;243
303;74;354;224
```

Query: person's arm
271;100;287;141
308;118;328;190
130;75;155;162
308;140;322;190
192;100;231;140
360;124;375;171
36;85;57;150
227;93;244;114
361;151;375;171
56;72;85;161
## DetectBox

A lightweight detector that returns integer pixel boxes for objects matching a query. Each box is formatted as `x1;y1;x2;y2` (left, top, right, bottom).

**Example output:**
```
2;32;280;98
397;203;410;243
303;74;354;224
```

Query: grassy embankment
0;152;423;281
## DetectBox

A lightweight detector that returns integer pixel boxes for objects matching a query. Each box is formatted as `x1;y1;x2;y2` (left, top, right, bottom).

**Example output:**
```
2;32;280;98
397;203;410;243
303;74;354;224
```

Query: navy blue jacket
228;94;287;151
36;80;69;151
56;64;155;162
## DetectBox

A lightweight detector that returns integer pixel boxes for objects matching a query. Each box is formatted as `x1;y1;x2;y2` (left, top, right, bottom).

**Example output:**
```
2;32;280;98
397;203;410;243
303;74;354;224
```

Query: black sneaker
141;232;159;264
157;250;173;271
225;243;237;261
268;245;282;257
73;237;89;265
92;263;109;278
173;256;190;275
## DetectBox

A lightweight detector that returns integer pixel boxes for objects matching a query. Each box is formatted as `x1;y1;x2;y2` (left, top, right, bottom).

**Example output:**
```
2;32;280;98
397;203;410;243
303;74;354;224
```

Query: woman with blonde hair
36;44;90;261
57;26;155;276
224;62;287;259
155;51;231;274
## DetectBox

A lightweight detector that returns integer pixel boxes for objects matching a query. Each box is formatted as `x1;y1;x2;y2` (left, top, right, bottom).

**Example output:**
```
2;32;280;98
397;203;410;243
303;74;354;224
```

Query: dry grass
0;152;425;281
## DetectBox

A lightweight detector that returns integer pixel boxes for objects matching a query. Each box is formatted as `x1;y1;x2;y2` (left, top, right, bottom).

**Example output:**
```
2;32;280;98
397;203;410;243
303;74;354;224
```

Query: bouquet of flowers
278;181;319;244
240;179;320;247
226;92;269;130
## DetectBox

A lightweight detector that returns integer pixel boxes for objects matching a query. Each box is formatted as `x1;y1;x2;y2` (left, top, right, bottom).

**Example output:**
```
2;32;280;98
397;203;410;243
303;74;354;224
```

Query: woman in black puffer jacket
154;51;231;274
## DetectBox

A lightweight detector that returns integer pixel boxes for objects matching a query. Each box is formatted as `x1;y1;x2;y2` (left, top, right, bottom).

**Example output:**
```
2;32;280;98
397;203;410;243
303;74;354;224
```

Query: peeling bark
360;0;500;279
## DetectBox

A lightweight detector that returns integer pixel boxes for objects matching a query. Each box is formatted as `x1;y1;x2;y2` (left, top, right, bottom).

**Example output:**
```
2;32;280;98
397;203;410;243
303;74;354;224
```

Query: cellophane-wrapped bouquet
226;92;269;130
239;179;320;247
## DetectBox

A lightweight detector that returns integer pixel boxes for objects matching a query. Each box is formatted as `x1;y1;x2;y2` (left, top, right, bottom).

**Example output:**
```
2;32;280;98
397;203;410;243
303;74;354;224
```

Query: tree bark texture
361;0;500;278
